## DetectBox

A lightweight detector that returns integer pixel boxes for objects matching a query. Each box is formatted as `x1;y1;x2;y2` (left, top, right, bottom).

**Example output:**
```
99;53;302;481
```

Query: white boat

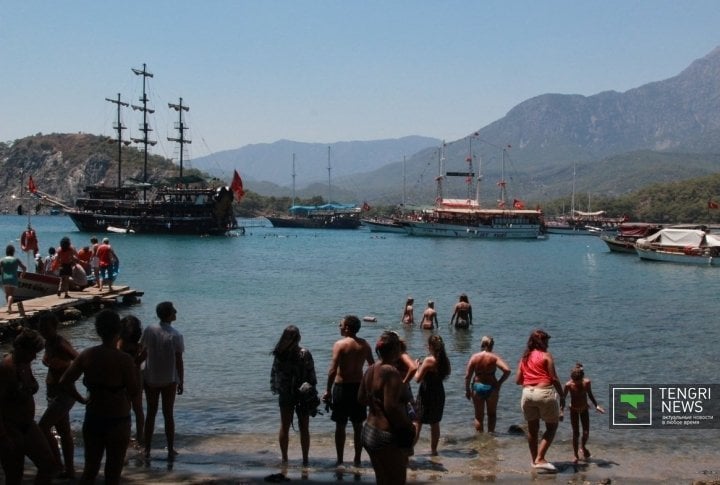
361;217;407;234
16;272;61;299
107;225;136;234
401;139;543;239
635;228;720;265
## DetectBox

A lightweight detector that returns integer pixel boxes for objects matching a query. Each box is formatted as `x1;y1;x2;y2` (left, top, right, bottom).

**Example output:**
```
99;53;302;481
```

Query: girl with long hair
414;334;451;455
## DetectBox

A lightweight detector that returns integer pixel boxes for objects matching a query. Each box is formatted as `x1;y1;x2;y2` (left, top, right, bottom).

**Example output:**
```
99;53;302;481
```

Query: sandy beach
16;429;720;484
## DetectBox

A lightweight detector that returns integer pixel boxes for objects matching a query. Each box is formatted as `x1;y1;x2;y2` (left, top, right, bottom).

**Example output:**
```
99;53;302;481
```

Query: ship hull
66;186;238;236
66;210;235;235
267;215;361;230
402;220;542;239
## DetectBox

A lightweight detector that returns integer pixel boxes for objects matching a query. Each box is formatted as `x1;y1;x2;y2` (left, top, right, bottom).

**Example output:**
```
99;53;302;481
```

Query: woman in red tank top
515;329;564;472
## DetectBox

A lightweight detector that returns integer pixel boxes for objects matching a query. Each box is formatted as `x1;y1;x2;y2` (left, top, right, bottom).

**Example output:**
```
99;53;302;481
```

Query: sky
2;1;719;161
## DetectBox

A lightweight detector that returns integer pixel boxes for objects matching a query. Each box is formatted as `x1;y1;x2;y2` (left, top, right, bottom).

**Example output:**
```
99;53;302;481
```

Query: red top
96;244;113;268
519;350;553;386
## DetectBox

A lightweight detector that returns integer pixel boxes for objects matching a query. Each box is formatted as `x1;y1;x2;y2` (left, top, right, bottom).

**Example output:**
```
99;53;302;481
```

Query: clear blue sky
2;1;719;159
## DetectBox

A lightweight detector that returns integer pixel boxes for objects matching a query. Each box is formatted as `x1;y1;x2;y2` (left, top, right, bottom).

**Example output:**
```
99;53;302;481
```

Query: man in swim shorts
322;315;374;466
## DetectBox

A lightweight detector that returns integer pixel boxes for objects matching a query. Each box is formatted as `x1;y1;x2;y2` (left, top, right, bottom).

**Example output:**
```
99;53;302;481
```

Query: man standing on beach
322;315;374;466
141;301;184;461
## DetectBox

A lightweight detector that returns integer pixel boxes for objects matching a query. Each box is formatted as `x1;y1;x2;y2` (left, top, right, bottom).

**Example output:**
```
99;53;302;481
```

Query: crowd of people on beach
4;244;605;485
0;301;184;485
272;308;605;484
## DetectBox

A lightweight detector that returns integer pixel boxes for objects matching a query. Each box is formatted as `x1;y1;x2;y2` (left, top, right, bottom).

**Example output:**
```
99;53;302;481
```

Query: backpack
296;381;321;417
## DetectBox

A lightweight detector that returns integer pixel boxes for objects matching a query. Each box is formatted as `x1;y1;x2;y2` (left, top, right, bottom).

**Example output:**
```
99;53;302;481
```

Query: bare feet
582;447;591;459
168;448;179;461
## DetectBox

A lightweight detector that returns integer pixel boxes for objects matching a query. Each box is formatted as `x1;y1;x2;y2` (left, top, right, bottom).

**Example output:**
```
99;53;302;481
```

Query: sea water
1;215;718;480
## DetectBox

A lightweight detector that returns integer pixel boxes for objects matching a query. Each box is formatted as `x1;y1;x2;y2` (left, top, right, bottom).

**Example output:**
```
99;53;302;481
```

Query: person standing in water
464;336;511;433
450;293;472;328
322;315;374;466
141;301;185;460
562;362;604;463
515;329;564;472
420;300;438;330
401;297;414;325
414;335;451;456
270;325;317;465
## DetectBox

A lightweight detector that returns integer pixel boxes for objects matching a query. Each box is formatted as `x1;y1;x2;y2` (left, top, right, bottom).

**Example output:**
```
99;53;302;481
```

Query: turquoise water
1;215;718;474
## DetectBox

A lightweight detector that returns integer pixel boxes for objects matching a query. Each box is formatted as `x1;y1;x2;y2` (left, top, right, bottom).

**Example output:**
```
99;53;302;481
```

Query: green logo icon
619;393;646;420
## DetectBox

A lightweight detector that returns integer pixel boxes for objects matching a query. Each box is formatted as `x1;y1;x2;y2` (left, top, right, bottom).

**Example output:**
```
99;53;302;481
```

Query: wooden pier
0;286;144;341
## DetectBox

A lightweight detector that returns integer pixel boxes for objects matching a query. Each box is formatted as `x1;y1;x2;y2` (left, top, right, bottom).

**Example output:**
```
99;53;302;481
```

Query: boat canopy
617;222;662;237
574;210;606;217
638;228;720;248
439;198;480;209
288;203;359;215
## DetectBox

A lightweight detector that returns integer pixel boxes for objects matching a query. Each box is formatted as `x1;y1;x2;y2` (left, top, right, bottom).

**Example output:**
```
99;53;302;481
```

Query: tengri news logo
611;387;652;426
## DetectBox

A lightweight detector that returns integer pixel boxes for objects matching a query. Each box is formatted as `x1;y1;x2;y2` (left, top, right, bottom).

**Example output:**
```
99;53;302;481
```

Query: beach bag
296;381;321;417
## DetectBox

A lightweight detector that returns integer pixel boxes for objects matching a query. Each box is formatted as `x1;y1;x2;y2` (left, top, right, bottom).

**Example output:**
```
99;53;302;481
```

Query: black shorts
330;382;366;424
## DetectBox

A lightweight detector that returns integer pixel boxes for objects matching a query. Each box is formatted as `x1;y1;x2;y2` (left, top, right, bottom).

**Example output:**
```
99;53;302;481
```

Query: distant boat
267;149;362;230
545;210;626;236
361;217;407;233
401;139;544;239
635;227;720;265
267;203;362;229
601;222;663;253
64;64;240;236
546;164;625;235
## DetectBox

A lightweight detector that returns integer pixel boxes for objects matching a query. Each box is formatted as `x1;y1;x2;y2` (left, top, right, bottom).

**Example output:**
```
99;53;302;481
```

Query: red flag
362;201;371;211
28;176;37;194
513;199;525;209
230;170;245;201
708;199;719;209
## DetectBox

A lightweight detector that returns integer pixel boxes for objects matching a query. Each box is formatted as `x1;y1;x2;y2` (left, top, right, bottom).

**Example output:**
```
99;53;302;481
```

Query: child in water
562;363;604;463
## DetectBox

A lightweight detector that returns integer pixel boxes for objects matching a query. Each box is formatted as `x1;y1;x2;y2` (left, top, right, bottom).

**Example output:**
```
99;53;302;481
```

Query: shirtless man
420;300;439;330
322;315;374;466
450;293;473;328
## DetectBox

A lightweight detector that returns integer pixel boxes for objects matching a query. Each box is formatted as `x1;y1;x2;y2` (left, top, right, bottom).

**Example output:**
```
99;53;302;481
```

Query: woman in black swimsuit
0;329;57;485
61;309;140;485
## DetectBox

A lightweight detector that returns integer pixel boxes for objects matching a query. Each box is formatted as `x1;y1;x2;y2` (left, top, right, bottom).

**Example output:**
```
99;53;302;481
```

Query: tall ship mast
64;64;240;235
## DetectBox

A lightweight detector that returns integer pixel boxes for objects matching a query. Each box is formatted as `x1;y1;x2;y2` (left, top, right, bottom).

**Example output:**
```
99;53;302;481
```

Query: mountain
190;136;442;187
332;46;720;205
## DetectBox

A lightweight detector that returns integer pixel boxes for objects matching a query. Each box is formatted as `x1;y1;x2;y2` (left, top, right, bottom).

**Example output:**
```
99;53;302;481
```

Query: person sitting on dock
1;244;27;316
97;238;119;292
43;247;57;276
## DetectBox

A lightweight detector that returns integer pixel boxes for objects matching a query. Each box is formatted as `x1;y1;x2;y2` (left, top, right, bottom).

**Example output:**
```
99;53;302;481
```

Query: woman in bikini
450;293;472;328
464;336;511;432
38;312;83;479
61;309;140;484
0;329;57;485
401;297;414;325
359;331;415;485
420;300;438;330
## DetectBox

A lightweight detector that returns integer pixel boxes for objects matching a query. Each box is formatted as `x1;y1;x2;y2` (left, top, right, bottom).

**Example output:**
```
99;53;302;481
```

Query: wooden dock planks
0;285;144;328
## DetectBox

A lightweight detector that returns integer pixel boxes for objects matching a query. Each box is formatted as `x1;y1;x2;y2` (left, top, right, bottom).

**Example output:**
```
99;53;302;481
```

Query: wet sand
18;432;720;484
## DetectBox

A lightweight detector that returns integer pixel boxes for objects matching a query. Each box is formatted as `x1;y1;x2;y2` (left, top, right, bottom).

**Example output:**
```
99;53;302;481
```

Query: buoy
362;316;377;322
